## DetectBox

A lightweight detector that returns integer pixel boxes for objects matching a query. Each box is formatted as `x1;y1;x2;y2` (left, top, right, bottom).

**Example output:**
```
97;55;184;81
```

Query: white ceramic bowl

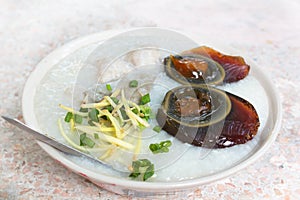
22;28;282;197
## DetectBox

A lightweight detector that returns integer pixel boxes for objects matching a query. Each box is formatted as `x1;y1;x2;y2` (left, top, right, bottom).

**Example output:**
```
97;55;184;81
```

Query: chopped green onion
110;97;119;104
74;114;83;124
106;105;113;112
129;159;154;181
133;159;150;169
79;107;88;113
88;120;96;126
106;84;112;91
120;108;129;120
143;164;154;181
149;143;159;152
129;80;138;88
139;105;152;121
152;126;161;133
64;112;73;123
80;133;86;146
132;108;139;114
80;133;95;148
140;93;150;105
149;140;172;154
89;108;99;122
94;133;99;139
129;172;140;178
83;137;95;148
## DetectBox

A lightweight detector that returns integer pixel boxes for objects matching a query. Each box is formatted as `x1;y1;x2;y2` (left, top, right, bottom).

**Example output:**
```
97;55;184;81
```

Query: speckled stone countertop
1;0;299;199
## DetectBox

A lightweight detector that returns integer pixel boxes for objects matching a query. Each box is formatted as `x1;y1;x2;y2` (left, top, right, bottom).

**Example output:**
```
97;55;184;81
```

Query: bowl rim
22;27;282;192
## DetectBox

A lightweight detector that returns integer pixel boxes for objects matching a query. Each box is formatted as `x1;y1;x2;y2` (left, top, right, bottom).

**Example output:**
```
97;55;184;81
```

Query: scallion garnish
88;120;96;126
106;84;112;91
80;133;95;148
129;159;154;181
94;133;99;139
152;126;161;133
129;80;138;88
89;108;99;122
106;105;113;112
74;114;83;124
120;108;129;120
139;105;152;121
79;133;86;146
140;93;150;105
64;112;73;123
149;140;172;154
110;97;119;104
132;108;139;114
79;107;88;113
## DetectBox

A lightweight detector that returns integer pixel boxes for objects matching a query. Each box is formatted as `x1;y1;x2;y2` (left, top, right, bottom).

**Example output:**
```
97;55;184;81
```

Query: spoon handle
2;116;105;165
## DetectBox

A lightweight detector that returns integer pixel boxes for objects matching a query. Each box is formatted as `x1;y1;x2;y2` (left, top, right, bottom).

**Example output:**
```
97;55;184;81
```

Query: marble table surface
1;0;299;199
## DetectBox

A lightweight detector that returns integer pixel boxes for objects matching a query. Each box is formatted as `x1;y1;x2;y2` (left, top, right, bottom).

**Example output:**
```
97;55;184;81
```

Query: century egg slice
183;46;250;83
156;85;260;148
164;54;225;85
157;85;231;129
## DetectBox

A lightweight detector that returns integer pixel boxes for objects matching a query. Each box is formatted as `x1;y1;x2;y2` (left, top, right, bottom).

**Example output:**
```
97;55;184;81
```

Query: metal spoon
2;116;107;166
